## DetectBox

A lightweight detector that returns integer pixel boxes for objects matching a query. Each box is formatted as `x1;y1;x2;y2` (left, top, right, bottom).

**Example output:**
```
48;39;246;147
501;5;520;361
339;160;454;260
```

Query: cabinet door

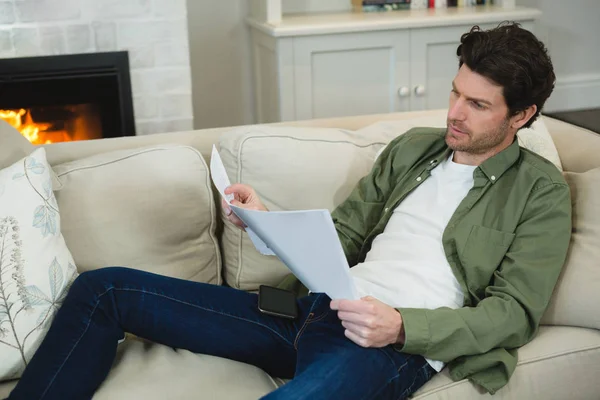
293;30;410;120
409;21;535;111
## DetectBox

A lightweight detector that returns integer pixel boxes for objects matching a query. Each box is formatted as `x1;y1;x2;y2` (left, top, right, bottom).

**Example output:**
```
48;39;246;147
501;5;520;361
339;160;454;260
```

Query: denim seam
293;295;326;349
364;354;412;400
40;286;114;399
293;315;312;350
398;362;430;400
114;287;296;347
378;347;408;372
305;311;329;326
40;285;295;399
293;311;331;349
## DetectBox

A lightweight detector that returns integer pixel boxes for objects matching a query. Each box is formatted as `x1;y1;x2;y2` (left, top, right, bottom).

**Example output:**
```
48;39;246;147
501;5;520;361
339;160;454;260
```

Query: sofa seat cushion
0;338;282;400
218;126;389;291
90;338;283;400
52;145;221;283
1;326;596;399
411;326;600;399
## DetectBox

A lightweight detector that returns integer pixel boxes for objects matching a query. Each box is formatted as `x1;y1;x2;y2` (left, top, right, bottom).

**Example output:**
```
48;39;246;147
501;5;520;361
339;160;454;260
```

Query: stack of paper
210;145;358;300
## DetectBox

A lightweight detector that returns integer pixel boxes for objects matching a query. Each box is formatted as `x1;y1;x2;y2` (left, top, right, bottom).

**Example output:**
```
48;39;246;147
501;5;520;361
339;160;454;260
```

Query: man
8;22;571;400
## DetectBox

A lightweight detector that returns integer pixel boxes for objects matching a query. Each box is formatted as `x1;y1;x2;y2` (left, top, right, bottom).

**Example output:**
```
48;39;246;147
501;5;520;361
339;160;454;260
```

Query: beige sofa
1;109;599;399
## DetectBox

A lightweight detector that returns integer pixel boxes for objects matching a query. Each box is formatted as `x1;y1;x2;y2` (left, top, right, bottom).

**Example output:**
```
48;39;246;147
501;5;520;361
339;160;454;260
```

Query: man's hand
221;183;268;230
330;296;406;348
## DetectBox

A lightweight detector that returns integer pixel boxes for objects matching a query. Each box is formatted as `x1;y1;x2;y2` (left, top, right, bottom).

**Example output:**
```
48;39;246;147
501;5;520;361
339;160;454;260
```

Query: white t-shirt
350;154;476;371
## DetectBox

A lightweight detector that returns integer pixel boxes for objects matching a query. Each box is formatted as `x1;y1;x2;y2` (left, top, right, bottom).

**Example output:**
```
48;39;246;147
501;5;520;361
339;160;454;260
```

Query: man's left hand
330;296;406;348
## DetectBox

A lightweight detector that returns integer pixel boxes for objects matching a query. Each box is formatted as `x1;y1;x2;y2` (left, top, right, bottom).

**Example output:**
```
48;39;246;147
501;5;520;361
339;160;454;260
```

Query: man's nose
448;99;466;122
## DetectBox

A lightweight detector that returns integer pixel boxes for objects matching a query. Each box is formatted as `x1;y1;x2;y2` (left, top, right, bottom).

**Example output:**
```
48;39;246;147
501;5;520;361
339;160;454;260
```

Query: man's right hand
221;183;268;230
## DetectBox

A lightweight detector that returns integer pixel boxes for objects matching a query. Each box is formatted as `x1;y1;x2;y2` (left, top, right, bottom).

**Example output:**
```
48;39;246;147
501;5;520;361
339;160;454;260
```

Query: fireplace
0;52;135;145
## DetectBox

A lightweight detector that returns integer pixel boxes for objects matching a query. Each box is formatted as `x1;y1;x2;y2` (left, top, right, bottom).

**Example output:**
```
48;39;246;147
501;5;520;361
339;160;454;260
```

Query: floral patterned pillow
0;147;77;381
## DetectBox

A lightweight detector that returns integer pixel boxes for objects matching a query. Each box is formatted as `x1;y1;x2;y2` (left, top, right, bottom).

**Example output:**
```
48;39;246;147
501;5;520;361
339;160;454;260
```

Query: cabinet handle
397;86;410;98
414;85;426;97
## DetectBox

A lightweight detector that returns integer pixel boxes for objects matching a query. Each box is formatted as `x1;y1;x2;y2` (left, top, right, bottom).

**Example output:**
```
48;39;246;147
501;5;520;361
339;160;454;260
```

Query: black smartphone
258;285;298;320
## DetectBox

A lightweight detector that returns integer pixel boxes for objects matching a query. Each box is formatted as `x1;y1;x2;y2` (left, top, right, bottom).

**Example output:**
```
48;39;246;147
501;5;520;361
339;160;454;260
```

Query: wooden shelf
247;6;541;37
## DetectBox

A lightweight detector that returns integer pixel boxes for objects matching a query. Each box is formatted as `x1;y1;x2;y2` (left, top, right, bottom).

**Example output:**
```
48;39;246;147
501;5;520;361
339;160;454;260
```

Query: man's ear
510;105;538;130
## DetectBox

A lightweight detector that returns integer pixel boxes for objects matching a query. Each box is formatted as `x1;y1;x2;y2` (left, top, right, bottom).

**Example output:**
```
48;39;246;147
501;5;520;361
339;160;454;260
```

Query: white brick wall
0;0;194;135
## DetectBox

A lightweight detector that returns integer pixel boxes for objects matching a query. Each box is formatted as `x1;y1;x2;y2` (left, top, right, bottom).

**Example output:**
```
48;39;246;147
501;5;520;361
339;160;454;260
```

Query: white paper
210;145;358;299
232;206;358;300
210;145;234;204
246;228;276;256
210;145;275;256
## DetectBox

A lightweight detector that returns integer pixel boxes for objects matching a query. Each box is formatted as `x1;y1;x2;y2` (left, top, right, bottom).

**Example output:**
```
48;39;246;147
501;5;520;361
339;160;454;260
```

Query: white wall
185;1;600;129
186;1;255;129
518;0;600;111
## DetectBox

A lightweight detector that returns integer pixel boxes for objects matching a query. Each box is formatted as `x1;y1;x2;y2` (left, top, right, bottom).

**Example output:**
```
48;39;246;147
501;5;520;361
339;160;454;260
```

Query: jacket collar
477;139;520;184
429;132;520;183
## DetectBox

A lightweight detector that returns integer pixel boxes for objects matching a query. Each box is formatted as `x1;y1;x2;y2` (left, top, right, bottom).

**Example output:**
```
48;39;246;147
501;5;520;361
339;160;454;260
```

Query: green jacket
281;127;572;394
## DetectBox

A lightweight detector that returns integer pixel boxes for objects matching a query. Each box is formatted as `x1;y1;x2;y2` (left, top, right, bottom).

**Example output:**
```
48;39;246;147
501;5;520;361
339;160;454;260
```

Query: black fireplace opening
0;51;135;144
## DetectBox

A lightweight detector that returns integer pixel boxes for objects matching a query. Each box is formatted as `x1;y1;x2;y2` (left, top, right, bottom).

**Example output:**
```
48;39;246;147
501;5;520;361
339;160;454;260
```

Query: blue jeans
8;267;436;400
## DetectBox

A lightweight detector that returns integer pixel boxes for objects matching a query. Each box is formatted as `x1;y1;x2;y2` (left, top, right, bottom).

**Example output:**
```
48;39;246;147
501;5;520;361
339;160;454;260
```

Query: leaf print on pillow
32;204;57;237
23;286;49;307
25;157;45;175
25;258;74;329
60;262;78;300
48;257;63;300
43;180;58;210
12;157;45;181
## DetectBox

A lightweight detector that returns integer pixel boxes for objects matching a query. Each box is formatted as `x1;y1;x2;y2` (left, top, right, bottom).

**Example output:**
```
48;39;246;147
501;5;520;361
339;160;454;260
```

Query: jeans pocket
293;294;331;349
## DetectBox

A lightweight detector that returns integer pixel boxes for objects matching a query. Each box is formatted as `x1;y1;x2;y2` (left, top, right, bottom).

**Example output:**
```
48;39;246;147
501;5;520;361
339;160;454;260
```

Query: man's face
446;65;513;156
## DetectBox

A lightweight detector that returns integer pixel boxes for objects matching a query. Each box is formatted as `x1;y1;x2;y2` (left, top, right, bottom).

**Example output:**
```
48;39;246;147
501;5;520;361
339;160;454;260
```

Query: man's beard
445;117;511;155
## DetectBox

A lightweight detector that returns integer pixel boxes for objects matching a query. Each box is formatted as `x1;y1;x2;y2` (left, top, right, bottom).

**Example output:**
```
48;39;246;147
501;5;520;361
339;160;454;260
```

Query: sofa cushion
218;126;388;291
90;339;281;400
2;327;595;399
356;109;563;171
0;148;77;381
52;145;221;284
0;338;282;400
411;326;600;399
541;167;600;330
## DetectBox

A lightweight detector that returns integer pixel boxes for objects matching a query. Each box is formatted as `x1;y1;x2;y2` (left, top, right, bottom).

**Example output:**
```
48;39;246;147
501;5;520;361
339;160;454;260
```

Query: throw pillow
0;120;62;191
0;148;77;381
541;166;600;330
358;110;563;171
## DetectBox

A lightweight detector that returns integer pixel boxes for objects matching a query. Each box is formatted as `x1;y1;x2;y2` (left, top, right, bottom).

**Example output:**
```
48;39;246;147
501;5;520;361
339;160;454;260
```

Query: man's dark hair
456;22;555;128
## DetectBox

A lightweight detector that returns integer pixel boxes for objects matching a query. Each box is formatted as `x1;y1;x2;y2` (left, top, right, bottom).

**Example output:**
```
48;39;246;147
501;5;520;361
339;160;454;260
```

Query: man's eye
471;101;484;109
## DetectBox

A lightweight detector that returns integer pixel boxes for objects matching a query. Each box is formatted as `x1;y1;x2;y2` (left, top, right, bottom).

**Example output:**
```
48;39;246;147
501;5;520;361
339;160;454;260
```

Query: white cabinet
294;30;411;120
248;7;539;123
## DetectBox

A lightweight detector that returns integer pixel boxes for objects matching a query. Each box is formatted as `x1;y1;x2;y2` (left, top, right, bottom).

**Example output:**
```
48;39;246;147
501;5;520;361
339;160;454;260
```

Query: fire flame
0;108;71;145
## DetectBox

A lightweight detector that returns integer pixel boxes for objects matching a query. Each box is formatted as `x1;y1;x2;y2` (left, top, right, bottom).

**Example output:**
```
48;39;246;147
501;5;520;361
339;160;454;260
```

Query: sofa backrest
42;111;600;331
44;111;600;174
52;145;222;284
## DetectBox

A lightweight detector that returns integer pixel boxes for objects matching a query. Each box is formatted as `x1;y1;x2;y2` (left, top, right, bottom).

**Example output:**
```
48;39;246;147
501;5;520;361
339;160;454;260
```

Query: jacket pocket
461;225;516;299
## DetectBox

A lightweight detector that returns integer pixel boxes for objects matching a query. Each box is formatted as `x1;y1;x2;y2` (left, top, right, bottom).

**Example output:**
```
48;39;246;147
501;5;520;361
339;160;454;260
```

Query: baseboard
544;73;600;113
